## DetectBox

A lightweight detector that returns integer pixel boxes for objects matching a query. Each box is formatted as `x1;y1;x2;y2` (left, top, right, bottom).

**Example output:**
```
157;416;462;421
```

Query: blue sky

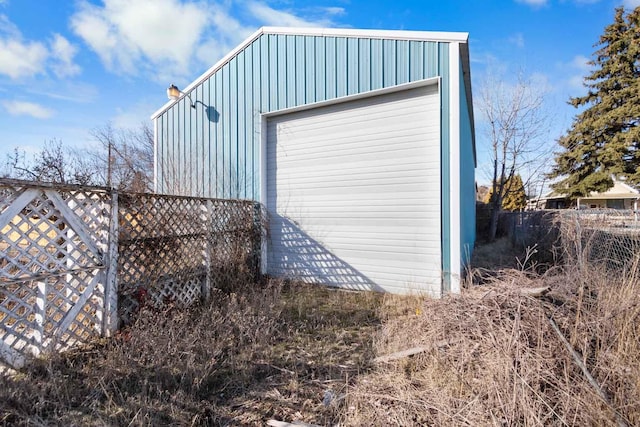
0;0;637;185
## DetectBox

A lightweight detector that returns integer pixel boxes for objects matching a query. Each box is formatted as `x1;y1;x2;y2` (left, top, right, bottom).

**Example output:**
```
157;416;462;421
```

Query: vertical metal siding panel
223;63;232;199
215;71;223;198
296;36;306;106
277;35;287;110
396;40;409;85
237;52;246;199
168;107;173;192
425;42;438;77
336;37;347;98
202;79;215;197
172;105;179;191
459;59;475;263
409;41;424;81
155;115;161;193
156;114;162;193
181;101;187;193
315;37;326;102
159;113;166;193
253;39;262;200
182;98;188;194
261;36;270;112
174;105;180;192
305;36;316;103
438;42;451;292
207;77;216;197
243;46;252;200
269;35;279;111
383;39;396;87
193;85;202;196
184;99;191;194
370;38;383;90
286;35;297;107
358;38;371;92
229;58;238;198
325;37;337;100
347;38;359;95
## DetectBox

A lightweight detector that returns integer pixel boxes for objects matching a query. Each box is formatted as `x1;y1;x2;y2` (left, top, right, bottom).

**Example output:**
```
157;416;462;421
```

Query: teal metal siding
459;60;476;266
438;44;451;292
155;34;447;201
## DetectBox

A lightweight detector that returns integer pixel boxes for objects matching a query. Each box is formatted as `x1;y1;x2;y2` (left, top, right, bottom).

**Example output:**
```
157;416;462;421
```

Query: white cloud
508;33;525;48
247;1;330;27
195;7;254;70
623;0;640;7
0;15;81;80
0;38;47;79
322;7;346;16
71;0;342;82
71;0;211;77
2;100;54;119
516;0;548;6
0;15;48;79
50;34;81;77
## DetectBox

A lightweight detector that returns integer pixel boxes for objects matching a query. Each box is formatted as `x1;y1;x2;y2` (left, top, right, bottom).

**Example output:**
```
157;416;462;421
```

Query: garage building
151;27;476;296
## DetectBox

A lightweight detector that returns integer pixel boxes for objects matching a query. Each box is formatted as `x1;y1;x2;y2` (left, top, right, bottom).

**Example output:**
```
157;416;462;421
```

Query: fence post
33;281;46;356
253;202;264;280
202;200;212;301
104;190;119;336
575;210;583;271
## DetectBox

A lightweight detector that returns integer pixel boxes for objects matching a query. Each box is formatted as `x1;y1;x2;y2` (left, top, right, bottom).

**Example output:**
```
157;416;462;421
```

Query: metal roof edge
262;26;469;42
151;26;469;119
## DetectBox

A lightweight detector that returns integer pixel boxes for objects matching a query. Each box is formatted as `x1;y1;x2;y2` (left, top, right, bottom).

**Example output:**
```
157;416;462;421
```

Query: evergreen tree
483;175;527;211
550;7;640;198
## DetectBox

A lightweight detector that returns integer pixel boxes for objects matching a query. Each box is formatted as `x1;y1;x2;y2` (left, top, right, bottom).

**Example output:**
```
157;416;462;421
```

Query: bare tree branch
477;69;551;240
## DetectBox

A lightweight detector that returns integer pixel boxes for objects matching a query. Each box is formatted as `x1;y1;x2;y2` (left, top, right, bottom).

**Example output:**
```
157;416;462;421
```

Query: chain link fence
556;209;640;273
498;209;640;272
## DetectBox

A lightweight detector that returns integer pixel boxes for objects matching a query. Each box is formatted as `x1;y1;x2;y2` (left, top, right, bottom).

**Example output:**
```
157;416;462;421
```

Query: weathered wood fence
0;179;262;370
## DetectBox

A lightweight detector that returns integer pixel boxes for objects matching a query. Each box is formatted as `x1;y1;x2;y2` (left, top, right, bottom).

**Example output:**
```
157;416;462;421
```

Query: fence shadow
268;215;384;292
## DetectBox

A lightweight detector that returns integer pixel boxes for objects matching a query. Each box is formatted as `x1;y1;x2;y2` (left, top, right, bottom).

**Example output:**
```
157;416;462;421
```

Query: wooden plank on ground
373;338;463;364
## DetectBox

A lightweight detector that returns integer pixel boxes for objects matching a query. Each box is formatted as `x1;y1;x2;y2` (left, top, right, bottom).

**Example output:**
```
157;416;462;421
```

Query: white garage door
265;82;442;295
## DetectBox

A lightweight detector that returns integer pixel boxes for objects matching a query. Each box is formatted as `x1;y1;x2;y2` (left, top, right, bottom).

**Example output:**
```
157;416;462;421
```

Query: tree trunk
488;199;500;242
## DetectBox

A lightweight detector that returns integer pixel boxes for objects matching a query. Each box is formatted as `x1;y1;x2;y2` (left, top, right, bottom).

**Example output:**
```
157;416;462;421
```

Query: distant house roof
580;178;639;200
538;178;640;202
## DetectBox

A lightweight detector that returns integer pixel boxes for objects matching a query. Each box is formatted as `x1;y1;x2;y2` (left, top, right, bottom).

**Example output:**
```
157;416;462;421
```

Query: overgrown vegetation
2;216;640;426
0;281;383;426
344;264;640;426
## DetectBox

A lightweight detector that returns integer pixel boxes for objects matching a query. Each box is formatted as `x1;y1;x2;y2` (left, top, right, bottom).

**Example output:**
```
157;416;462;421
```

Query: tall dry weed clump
0;281;382;426
344;214;640;426
0;283;285;425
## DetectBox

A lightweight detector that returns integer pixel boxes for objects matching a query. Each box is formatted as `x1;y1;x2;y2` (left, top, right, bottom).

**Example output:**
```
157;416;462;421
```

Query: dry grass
3;221;640;426
343;260;640;426
0;281;382;426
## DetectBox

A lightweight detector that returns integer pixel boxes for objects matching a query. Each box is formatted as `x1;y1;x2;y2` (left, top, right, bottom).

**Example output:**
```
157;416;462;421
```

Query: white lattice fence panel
1;179;263;369
117;194;261;322
0;181;112;369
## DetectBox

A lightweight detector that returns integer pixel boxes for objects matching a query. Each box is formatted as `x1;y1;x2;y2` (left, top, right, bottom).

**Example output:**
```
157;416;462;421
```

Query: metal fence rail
0;179;261;370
